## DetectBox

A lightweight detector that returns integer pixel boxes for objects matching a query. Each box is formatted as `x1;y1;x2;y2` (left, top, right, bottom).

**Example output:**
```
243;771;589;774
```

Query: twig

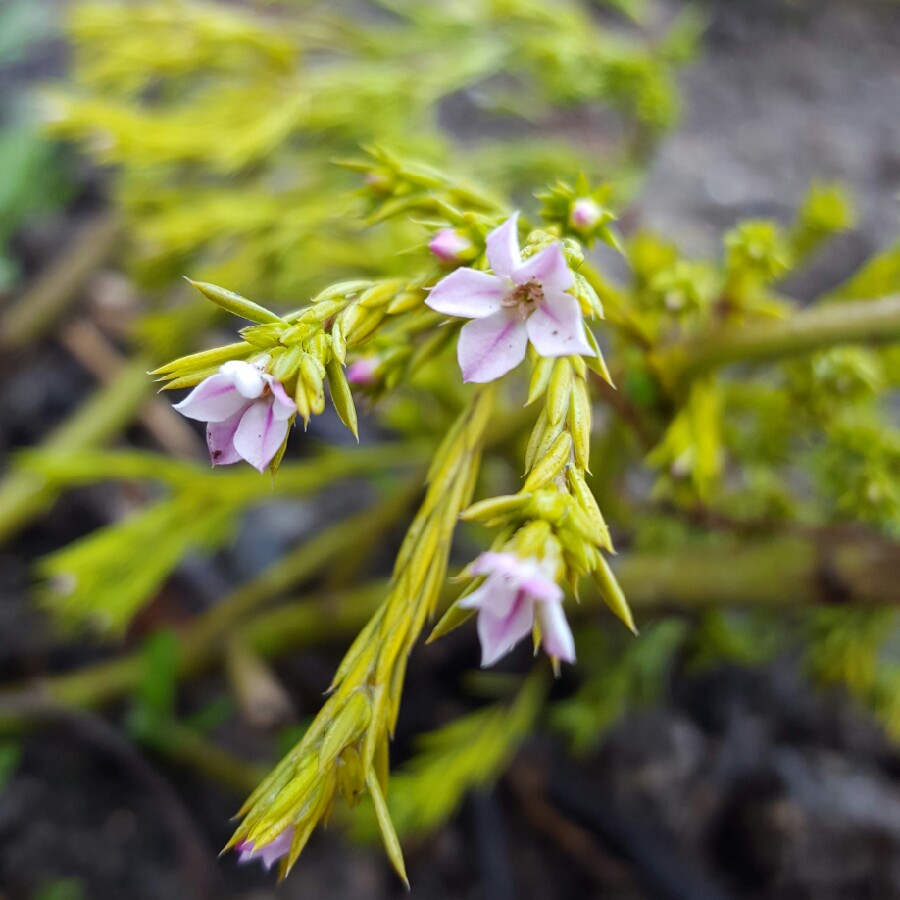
6;526;898;716
591;372;657;451
615;528;900;612
0;212;122;352
2;488;418;711
507;760;636;889
59;318;202;459
658;294;900;390
0;358;152;542
139;717;266;795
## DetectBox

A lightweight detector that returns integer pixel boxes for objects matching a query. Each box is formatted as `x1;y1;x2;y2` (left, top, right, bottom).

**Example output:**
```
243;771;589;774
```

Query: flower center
502;280;543;317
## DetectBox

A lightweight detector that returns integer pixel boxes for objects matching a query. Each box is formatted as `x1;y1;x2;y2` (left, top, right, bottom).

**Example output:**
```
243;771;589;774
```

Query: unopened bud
569;198;602;230
346;357;379;385
429;228;474;264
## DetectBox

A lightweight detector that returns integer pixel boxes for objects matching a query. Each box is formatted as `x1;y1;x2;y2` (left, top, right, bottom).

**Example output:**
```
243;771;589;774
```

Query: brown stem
59;318;202;459
0;212;122;352
0;358;153;542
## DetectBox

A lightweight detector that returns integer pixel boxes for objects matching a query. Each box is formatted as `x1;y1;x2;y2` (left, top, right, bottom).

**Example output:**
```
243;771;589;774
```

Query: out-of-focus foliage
350;672;547;841
45;0;697;310
27;445;414;635
552;620;687;754
0;2;74;289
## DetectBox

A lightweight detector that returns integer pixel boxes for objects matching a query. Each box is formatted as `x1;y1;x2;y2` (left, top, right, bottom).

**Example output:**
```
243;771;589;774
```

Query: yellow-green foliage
28;445;417;635
350;672;547;841
46;0;694;308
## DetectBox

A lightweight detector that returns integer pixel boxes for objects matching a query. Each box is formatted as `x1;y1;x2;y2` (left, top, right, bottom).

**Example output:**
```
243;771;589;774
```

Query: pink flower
236;827;293;870
429;228;473;264
459;552;575;667
346;356;379;385
569;198;602;230
173;359;296;472
425;213;594;383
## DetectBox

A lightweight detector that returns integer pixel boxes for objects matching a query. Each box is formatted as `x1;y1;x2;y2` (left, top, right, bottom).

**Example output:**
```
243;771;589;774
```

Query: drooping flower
174;359;296;472
569;198;602;230
425;213;595;383
236;827;293;870
459;552;575;668
429;228;474;264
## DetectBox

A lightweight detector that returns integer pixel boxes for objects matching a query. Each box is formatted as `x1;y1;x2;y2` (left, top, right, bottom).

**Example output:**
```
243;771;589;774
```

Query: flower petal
426;268;507;319
220;360;266;399
346;357;378;385
266;377;297;421
535;600;576;664
457;311;528;383
485;213;522;277
206;413;243;467
469;551;525;579
237;827;293;871
526;291;594;358
173;374;250;423
478;592;535;667
521;572;564;604
458;573;520;620
512;244;573;295
233;399;291;472
429;228;473;263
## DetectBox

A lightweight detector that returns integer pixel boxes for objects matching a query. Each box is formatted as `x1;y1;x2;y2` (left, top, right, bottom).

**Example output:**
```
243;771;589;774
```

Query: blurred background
0;0;899;898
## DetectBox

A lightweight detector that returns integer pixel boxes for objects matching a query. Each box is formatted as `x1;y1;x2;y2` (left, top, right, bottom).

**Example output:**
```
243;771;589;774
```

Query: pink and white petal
173;374;250;423
469;551;525;579
485;213;522;277
535;600;576;664
237;828;293;870
220;360;266;399
206;414;244;467
233;400;291;472
266;378;297;421
526;292;595;358
346;357;378;385
458;581;491;611
457;311;528;383
512;244;573;295
521;572;564;604
425;268;507;319
458;573;520;621
477;593;535;667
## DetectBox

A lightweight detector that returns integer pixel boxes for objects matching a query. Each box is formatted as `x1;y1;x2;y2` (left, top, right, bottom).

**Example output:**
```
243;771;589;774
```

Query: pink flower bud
346;357;379;385
429;228;473;264
237;827;293;870
569;198;602;230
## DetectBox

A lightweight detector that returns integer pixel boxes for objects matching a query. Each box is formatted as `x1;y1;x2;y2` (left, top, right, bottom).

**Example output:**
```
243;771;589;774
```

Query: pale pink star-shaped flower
459;552;575;668
425;213;595;383
173;359;296;472
236;827;293;870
